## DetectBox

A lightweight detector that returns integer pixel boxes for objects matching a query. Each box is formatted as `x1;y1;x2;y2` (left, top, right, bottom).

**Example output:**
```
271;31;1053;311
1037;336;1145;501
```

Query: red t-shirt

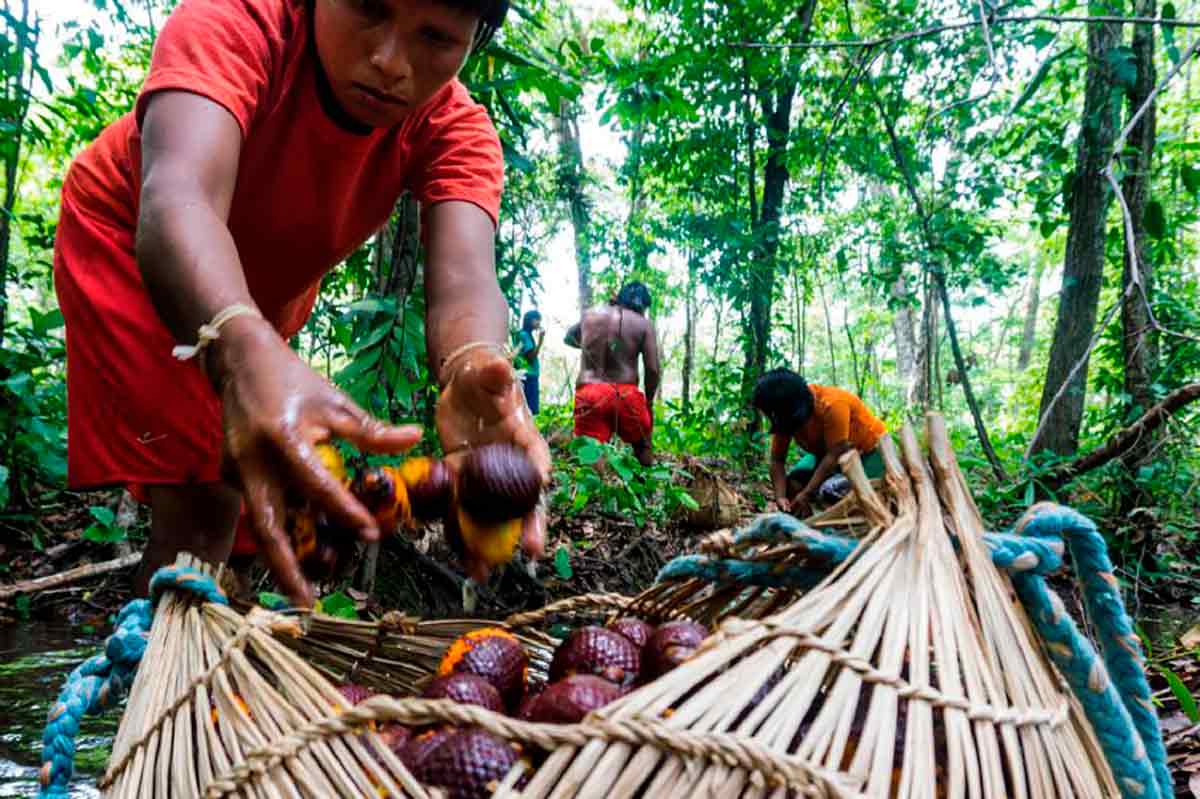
54;0;503;492
64;0;503;338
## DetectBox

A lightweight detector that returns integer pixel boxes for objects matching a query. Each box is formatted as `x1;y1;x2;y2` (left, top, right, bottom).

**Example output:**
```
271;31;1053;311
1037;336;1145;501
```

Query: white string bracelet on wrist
171;303;262;361
438;340;514;387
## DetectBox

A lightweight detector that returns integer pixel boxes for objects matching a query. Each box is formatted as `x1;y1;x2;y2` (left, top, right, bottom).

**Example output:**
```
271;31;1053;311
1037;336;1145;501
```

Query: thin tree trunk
912;275;937;410
792;267;803;369
872;84;1006;478
625;111;647;273
1031;18;1124;457
682;251;696;415
891;273;918;388
1119;0;1159;466
818;274;838;385
556;99;592;314
839;262;862;395
1017;262;1044;371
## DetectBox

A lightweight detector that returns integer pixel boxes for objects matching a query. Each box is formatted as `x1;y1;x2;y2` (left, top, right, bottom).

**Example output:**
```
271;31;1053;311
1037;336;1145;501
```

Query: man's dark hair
752;368;815;435
441;0;510;51
615;282;652;315
522;309;541;331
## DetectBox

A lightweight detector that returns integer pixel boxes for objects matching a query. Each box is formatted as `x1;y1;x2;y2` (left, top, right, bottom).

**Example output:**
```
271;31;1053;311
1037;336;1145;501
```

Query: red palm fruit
527;675;625;724
337;682;375;706
606;618;655;649
414;727;521;799
549;626;640;688
399;726;454;774
456;444;541;525
378;723;411;755
421;673;504;714
515;688;544;721
438;627;529;711
641;620;709;681
398;457;454;523
352;466;412;533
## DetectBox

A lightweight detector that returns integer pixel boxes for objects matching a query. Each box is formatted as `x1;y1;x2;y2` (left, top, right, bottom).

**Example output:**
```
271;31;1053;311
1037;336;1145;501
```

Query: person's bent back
566;282;660;465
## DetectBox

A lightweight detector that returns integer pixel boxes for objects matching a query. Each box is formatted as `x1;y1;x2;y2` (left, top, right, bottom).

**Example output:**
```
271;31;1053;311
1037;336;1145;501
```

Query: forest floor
1;448;1200;794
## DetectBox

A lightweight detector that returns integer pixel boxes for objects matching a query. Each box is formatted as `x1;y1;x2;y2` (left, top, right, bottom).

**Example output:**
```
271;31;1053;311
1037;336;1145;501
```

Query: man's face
315;0;478;128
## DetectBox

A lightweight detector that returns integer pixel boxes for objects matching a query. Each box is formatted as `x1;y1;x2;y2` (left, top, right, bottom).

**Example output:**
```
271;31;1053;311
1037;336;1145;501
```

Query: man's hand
536;329;545;345
792;492;814;519
436;346;551;581
773;496;792;514
212;317;421;607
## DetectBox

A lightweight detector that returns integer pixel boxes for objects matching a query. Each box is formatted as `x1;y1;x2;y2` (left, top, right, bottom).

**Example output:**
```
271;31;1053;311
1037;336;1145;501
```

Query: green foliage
314;591;359;620
552;436;696;526
82;505;124;544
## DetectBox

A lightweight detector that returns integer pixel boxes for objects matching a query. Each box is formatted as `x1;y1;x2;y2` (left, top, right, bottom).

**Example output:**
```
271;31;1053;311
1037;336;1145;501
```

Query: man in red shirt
54;0;548;606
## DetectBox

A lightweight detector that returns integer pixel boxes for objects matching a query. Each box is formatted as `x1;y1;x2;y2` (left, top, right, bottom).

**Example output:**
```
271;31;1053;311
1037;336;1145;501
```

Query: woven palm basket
45;417;1166;798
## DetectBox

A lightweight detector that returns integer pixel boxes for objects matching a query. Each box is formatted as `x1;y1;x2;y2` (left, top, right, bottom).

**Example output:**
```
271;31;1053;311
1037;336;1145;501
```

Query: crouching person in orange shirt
752;369;886;517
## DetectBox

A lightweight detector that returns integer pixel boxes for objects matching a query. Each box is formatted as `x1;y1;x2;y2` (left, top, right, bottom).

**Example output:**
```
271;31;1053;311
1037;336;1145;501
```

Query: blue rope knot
39;565;226;798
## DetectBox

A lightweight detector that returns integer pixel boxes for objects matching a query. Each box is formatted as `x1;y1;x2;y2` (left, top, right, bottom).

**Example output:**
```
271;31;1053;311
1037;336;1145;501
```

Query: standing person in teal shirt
518;310;544;414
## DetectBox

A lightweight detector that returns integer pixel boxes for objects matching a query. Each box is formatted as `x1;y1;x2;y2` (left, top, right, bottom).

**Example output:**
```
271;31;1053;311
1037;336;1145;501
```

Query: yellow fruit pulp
457;510;522;568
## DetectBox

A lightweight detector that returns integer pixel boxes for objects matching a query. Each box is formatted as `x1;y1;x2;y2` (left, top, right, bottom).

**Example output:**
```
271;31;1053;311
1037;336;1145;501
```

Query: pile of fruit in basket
336;618;710;798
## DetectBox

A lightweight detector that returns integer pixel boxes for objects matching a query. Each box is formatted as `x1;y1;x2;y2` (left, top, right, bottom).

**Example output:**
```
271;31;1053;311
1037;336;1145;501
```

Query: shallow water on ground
0;624;112;798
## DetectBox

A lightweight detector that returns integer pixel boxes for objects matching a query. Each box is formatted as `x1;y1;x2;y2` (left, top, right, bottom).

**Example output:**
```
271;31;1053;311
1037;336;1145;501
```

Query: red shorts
55;183;263;556
573;384;652;445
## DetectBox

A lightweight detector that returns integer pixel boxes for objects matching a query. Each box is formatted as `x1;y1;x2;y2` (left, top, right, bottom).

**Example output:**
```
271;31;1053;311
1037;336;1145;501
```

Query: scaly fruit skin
399;727;454;774
515;688;544;721
527;675;625;724
456;444;541;525
337;683;376;706
421;673;504;714
438;628;529;711
549;626;640;688
414;728;520;799
641;620;709;681
607;618;655;649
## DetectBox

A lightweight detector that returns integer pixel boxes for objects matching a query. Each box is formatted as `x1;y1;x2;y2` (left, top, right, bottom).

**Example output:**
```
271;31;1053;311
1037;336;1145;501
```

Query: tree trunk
556;99;593;314
1017;262;1044;371
891;273;918;388
1119;0;1158;464
818;273;838;385
911;276;937;410
741;0;814;401
682;251;696;415
625;111;648;273
1031;18;1123;457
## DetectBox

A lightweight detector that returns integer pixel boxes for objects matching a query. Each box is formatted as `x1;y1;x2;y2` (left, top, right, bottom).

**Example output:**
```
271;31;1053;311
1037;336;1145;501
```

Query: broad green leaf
554;546;573;579
1160;666;1200;722
258;592;289;610
317;591;359;620
83;524;127;544
89;506;116;526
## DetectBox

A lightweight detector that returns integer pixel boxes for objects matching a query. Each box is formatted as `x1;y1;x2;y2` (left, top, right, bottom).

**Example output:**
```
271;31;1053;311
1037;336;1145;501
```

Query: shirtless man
565;282;661;466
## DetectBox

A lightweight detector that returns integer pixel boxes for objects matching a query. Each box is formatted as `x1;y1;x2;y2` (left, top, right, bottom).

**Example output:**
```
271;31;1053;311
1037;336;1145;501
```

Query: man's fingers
244;471;313;607
327;398;423;455
521;507;546;560
473;357;516;396
511;422;552;484
287;439;380;542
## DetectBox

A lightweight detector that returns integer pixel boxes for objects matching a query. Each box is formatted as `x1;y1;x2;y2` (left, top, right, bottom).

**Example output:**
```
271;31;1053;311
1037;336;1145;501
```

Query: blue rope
38;566;226;798
1015;503;1171;799
657;509;1167;796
